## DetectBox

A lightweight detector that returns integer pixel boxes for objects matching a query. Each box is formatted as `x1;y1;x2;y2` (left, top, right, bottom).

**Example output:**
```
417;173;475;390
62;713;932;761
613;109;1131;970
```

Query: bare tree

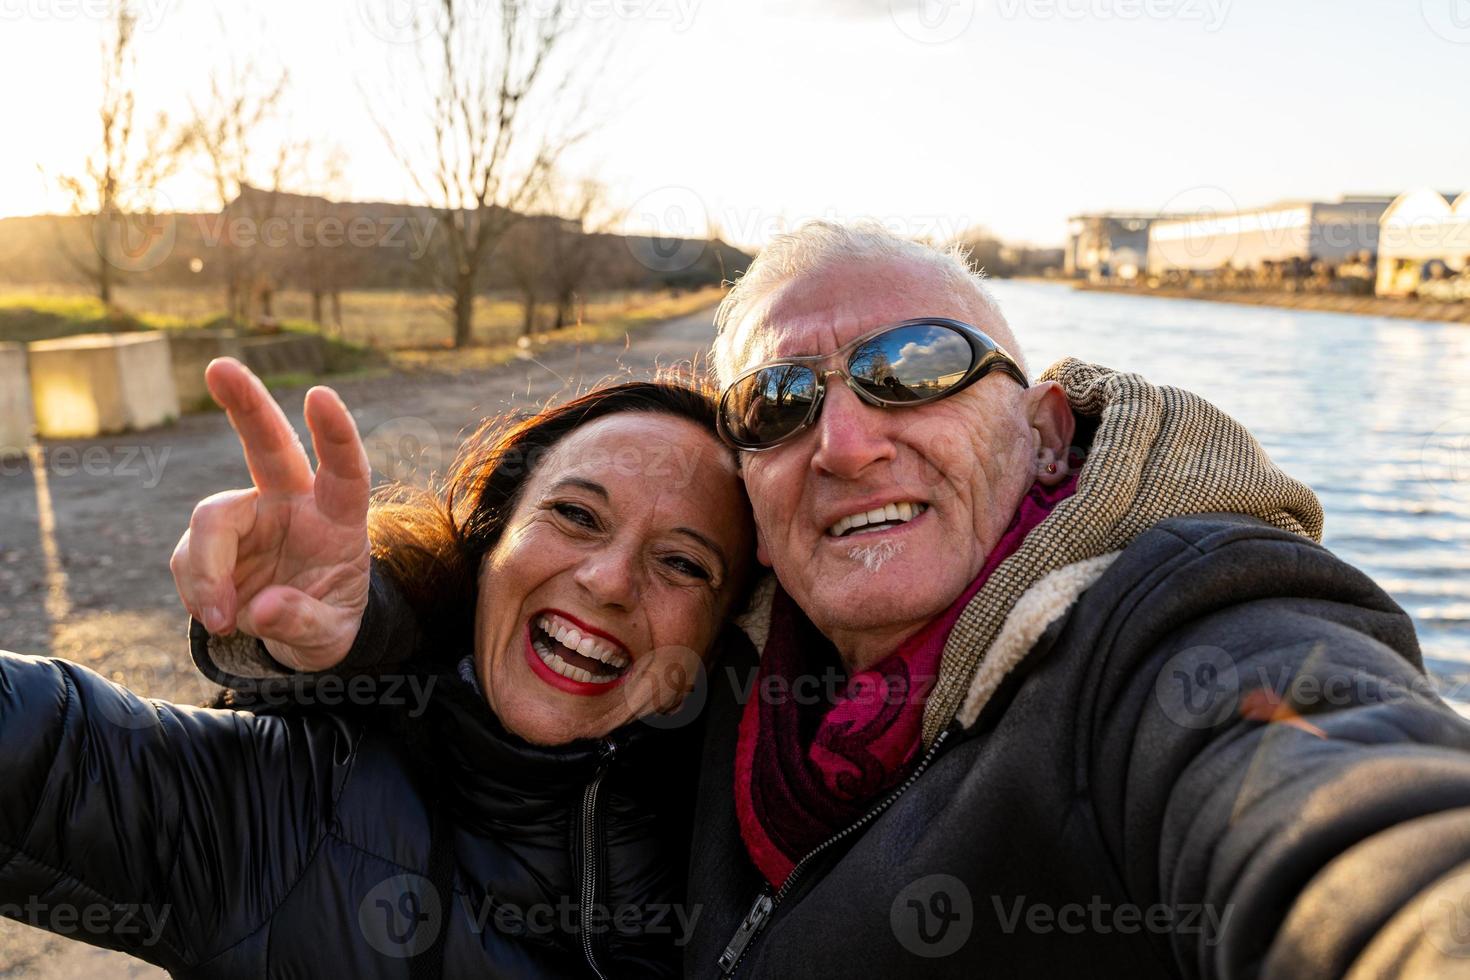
190;61;298;324
369;0;591;348
545;178;608;330
294;148;358;332
54;3;190;304
503;216;551;337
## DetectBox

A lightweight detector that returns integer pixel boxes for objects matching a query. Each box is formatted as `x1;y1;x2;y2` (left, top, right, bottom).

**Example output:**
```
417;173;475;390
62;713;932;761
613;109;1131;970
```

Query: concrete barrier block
240;334;326;379
28;332;180;438
167;329;242;410
0;343;33;458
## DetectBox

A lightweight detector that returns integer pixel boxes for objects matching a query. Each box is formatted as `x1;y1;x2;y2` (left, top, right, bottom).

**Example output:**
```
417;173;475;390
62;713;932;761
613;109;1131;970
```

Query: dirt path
0;307;719;978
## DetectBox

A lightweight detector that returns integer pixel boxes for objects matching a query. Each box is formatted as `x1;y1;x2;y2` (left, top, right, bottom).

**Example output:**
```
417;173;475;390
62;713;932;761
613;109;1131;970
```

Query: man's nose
573;543;640;610
809;381;897;479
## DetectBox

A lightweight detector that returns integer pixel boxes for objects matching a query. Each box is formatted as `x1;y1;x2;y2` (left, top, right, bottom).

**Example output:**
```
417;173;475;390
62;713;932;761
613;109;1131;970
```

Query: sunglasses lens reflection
724;364;817;446
849;324;974;403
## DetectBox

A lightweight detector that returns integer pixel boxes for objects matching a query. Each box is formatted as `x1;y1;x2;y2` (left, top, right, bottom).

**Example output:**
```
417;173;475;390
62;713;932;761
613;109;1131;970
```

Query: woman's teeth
533;614;630;685
827;502;928;538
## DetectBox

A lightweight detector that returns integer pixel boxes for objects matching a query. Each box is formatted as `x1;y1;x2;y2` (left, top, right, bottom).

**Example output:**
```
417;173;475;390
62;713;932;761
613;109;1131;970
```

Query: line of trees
45;0;699;348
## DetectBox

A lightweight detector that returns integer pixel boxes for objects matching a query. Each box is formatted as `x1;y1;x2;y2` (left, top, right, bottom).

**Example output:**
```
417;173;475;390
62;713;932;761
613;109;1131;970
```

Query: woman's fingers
173;488;259;633
237;585;351;671
206;357;314;494
303;386;371;526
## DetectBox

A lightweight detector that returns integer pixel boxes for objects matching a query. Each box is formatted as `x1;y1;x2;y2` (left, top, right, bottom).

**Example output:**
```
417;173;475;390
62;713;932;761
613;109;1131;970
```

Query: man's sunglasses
717;317;1029;451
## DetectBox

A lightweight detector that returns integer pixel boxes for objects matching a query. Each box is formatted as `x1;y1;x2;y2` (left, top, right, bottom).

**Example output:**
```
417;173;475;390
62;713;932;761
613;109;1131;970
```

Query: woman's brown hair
365;378;737;662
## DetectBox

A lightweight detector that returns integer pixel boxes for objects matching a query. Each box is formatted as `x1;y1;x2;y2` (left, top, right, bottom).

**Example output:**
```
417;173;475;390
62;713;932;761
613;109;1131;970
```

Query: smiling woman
0;361;756;979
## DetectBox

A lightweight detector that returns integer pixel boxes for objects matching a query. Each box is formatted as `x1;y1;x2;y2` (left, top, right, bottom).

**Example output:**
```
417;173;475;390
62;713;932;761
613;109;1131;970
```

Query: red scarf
734;475;1078;887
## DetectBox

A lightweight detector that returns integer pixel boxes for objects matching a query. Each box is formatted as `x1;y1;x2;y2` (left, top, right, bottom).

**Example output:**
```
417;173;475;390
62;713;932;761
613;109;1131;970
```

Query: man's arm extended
1087;520;1470;979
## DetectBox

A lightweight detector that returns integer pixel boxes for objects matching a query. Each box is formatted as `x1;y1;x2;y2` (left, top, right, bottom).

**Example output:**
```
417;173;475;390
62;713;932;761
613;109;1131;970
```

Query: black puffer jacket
0;616;700;977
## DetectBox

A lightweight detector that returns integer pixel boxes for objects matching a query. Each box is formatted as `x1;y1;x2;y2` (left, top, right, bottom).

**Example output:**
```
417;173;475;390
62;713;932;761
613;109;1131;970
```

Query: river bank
1069;282;1470;325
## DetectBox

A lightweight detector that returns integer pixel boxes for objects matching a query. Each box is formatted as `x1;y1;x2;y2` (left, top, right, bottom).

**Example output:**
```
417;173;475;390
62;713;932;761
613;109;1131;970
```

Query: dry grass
0;284;727;374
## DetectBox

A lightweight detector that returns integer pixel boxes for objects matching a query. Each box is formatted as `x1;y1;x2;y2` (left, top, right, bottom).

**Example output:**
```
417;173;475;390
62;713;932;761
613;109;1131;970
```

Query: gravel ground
0;308;717;979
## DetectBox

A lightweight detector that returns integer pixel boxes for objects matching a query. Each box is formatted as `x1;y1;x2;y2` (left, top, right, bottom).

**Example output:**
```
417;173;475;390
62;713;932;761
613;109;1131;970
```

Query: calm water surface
989;281;1470;702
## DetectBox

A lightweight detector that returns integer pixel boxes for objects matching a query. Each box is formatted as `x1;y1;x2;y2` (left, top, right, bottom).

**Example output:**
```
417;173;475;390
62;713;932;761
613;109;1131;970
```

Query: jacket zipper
716;728;952;976
580;737;618;980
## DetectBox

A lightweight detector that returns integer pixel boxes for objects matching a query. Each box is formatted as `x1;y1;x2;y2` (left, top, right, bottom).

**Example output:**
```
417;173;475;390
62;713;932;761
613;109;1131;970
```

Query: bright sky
2;0;1468;247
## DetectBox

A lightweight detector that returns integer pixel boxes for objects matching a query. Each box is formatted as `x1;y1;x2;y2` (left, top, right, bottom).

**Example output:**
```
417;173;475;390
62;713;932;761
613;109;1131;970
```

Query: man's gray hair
710;220;1015;386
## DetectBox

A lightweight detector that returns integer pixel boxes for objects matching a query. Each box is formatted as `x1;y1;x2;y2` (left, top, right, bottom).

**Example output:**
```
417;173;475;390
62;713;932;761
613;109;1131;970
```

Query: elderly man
184;223;1470;978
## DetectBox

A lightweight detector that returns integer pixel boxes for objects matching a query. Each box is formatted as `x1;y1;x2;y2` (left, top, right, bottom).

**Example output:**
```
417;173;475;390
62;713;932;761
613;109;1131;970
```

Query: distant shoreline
1058;282;1470;325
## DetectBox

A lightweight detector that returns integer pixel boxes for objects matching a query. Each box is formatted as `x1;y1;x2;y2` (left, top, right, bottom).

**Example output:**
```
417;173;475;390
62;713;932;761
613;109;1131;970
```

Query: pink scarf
735;474;1078;887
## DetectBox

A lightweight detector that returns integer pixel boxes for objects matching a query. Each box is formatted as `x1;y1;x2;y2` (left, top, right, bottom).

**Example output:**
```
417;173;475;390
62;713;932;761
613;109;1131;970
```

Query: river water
989;280;1470;704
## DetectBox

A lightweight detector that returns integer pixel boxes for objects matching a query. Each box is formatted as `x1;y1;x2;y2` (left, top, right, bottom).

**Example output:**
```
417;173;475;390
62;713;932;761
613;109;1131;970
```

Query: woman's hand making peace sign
169;358;372;672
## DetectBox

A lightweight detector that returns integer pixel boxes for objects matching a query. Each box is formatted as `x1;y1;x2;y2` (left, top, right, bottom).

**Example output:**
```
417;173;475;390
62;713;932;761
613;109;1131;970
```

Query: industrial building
1376;189;1470;298
1145;196;1393;275
1064;214;1159;281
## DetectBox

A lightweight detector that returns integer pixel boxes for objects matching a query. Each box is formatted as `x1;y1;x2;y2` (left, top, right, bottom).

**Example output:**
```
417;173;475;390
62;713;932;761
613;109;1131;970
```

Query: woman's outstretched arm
0;651;342;970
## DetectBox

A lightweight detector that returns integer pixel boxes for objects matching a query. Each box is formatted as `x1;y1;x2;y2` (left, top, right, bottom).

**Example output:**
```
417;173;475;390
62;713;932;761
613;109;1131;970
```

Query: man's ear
1027;381;1076;486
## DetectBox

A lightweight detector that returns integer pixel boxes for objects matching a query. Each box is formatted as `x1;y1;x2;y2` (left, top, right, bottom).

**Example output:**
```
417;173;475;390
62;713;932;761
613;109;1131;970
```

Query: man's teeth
827;502;928;538
533;614;630;685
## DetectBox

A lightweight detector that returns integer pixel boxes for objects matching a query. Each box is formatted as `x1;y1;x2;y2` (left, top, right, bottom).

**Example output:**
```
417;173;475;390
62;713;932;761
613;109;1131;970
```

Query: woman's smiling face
474;411;753;745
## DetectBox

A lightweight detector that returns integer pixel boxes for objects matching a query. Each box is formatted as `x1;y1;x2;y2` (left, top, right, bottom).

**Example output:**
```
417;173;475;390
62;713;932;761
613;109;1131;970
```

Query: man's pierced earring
1046;463;1057;474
